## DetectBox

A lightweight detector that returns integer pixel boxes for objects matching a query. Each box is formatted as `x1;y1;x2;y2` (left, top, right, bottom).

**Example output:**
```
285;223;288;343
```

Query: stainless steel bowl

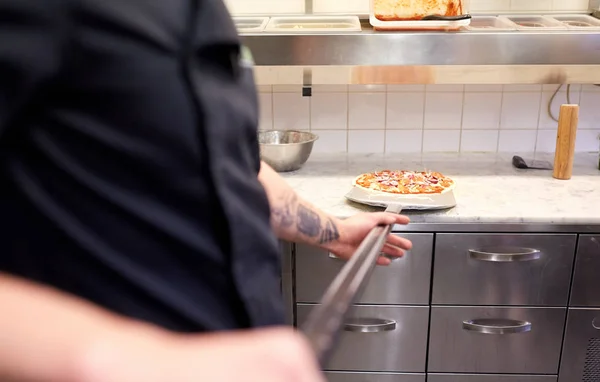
258;130;318;172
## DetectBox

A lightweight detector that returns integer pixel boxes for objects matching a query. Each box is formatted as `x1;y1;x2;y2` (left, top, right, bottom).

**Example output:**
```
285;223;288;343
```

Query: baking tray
264;16;361;33
370;0;471;31
345;185;457;210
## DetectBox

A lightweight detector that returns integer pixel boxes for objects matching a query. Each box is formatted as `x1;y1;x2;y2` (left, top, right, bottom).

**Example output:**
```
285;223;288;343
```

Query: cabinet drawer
428;375;557;382
428;306;566;374
325;372;425;382
570;235;600;307
558;308;600;382
296;234;433;305
432;234;576;306
297;304;429;372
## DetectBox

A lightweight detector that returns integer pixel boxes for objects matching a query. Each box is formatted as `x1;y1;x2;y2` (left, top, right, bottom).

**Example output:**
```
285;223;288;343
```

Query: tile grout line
496;87;505;153
458;86;466;153
532;87;545;154
420;89;427;153
345;87;350;153
269;85;274;130
383;87;389;154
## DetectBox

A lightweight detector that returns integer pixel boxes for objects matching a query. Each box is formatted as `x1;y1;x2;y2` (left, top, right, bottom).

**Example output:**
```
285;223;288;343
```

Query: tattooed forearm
319;217;340;244
297;204;322;237
296;204;340;245
259;161;341;246
271;191;297;228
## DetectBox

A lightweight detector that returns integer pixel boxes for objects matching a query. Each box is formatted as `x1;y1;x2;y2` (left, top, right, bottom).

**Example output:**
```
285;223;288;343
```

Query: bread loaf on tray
373;0;464;21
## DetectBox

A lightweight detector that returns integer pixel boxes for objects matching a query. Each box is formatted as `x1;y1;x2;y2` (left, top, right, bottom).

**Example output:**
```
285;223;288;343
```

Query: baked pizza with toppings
353;170;455;195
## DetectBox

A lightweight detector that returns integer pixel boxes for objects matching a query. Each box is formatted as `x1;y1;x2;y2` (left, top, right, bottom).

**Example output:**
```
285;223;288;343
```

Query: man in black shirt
0;0;411;381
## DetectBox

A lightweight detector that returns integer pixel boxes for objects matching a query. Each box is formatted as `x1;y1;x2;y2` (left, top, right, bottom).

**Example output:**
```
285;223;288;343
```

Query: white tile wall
386;92;425;130
348;93;386;130
259;84;600;154
424;92;464;130
224;0;590;15
462;92;502;130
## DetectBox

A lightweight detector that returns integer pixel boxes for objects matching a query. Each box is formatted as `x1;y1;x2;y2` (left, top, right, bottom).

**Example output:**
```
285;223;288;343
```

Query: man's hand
258;162;412;265
324;213;412;265
0;274;325;382
83;327;324;382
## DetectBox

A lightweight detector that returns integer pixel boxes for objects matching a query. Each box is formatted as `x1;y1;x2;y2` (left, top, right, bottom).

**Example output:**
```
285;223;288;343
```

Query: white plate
345;185;457;211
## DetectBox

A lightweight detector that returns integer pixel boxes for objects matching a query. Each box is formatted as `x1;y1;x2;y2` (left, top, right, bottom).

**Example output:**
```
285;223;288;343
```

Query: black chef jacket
0;0;284;332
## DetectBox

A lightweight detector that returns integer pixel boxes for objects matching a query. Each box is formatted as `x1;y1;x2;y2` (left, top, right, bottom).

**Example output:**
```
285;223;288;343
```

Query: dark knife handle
421;14;472;21
512;155;529;169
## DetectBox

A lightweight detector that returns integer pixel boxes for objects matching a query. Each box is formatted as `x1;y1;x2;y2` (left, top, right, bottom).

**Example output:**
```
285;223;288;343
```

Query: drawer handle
343;318;397;333
592;317;600;330
329;253;400;262
468;247;541;262
462;318;532;334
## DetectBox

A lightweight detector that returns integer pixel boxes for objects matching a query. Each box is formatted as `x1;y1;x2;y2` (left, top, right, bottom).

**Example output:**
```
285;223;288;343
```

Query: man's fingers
386;234;412;251
371;212;410;226
381;243;405;258
377;256;392;266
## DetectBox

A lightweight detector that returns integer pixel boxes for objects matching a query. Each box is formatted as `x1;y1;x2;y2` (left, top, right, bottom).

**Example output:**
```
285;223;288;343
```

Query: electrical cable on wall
547;84;573;123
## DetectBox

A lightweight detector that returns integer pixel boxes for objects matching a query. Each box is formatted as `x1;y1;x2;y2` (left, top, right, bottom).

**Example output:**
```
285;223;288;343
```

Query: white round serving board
344;185;457;211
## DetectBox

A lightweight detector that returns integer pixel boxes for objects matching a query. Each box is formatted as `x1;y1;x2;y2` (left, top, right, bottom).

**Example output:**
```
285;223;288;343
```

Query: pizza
373;0;464;21
353;170;454;195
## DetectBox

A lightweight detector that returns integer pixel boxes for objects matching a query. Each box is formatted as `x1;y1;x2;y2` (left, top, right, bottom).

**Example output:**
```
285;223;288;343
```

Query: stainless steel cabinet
570;235;600;307
280;241;294;326
428;375;557;382
297;304;429;372
325;372;425;382
428;306;566;374
432;234;577;306
558;308;600;382
296;234;433;305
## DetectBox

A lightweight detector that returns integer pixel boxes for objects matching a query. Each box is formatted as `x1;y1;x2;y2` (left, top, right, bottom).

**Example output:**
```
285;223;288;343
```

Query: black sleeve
0;0;70;131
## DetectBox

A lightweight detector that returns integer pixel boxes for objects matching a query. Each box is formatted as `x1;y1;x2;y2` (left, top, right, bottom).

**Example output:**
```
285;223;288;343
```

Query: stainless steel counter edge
242;29;600;66
391;222;600;233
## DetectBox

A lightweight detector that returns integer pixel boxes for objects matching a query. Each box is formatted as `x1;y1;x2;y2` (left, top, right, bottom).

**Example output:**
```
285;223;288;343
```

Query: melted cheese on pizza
354;170;454;194
373;0;463;20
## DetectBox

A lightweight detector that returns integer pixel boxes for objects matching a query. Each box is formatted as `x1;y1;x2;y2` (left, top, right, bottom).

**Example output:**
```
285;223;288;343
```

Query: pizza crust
352;170;455;196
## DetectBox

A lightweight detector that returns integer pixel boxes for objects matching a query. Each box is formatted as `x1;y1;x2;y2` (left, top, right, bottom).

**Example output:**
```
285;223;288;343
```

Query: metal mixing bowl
258;130;318;172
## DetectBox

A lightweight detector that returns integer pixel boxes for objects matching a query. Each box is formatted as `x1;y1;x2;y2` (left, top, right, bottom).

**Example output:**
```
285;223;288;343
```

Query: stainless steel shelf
243;27;600;84
242;27;600;66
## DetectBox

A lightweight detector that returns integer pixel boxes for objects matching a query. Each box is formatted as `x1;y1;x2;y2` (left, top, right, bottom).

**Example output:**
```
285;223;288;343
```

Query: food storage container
264;16;361;33
545;14;600;30
498;15;567;30
232;17;269;33
370;0;471;30
464;16;517;31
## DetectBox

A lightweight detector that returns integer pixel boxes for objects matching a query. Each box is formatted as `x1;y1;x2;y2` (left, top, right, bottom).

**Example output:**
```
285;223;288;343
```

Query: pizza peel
344;183;457;211
301;180;456;369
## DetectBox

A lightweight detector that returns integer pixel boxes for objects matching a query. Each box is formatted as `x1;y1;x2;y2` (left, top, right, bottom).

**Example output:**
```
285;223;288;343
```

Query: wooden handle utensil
553;104;579;180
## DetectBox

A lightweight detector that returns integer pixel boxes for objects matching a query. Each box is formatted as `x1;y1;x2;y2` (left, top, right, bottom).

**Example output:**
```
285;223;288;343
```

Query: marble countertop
279;153;600;224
